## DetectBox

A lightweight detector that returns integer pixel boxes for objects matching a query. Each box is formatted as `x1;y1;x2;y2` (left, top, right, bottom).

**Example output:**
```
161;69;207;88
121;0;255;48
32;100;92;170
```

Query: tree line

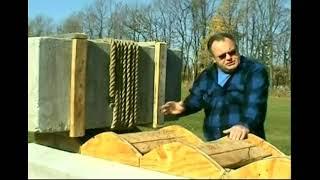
29;0;291;88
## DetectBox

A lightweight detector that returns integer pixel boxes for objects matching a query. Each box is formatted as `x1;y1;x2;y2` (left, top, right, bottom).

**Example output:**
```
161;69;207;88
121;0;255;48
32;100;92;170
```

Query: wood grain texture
244;133;286;157
80;132;142;166
198;139;271;168
69;39;87;137
160;125;204;146
223;156;291;179
140;142;225;179
208;146;271;169
119;125;203;154
78;126;288;178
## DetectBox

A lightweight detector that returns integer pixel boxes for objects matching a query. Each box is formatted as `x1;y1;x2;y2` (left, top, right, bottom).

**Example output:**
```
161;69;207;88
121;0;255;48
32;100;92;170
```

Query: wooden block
244;133;286;157
80;132;142;167
224;156;291;179
140;142;225;179
69;39;87;137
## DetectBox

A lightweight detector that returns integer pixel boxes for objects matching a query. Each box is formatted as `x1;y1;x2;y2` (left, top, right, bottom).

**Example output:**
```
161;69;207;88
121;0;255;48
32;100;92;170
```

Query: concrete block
28;37;72;132
28;36;182;133
28;143;184;179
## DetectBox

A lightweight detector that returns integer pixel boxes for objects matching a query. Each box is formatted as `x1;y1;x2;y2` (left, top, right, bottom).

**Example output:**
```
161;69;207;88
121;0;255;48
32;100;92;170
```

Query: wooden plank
119;125;203;154
208;146;271;169
244;133;286;156
153;42;167;128
80;132;142;167
140;142;225;179
197;139;255;155
69;38;88;137
131;138;185;154
160;125;204;145
120;130;182;144
198;139;271;168
120;125;201;144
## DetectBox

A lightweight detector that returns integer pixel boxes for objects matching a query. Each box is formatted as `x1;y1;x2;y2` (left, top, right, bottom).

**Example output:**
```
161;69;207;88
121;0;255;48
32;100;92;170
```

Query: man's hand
160;101;185;115
223;124;249;140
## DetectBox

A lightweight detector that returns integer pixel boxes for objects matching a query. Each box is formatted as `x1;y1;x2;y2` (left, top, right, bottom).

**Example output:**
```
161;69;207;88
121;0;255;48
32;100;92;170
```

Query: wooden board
152;42;167;128
69;38;87;137
160;125;204;145
120;130;184;154
198;138;271;168
209;146;271;169
140;142;225;179
120;125;203;154
244;133;286;156
80;132;142;166
224;156;291;179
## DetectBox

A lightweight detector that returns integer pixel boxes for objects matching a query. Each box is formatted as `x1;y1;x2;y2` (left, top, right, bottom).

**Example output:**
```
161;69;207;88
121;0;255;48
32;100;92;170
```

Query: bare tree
28;15;55;36
190;0;217;79
122;6;144;41
57;12;83;34
78;8;96;38
109;3;128;39
79;0;118;39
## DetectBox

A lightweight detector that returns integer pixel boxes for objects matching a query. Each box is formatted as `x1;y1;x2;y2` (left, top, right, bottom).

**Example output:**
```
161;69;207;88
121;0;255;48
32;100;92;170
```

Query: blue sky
28;0;290;24
28;0;152;23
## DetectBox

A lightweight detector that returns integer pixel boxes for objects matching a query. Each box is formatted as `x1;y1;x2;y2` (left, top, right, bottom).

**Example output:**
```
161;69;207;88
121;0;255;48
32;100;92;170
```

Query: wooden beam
153;42;167;128
69;38;88;137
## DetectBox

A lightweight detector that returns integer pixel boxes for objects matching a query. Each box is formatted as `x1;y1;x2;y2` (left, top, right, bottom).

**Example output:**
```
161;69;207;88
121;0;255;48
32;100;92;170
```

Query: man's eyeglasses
217;49;237;60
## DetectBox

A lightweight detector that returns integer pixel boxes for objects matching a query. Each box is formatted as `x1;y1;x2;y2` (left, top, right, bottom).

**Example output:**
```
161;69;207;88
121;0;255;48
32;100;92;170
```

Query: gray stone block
28;37;182;133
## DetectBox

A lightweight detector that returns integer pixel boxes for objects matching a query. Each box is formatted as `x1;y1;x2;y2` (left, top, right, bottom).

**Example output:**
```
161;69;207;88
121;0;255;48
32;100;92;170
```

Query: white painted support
28;143;184;179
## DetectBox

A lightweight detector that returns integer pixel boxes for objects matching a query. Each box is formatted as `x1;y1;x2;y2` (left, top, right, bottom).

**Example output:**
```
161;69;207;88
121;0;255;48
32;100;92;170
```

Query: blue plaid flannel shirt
182;56;269;141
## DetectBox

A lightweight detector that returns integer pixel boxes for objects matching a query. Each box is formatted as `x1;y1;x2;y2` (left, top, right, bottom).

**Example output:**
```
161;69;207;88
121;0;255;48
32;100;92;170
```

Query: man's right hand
160;101;185;115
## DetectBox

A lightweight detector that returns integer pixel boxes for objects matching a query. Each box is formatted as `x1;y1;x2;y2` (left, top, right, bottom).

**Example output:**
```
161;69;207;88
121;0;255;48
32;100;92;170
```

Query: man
160;32;269;141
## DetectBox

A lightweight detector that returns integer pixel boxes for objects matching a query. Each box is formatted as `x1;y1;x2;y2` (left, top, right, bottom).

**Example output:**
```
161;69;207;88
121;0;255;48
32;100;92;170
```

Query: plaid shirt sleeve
241;65;269;130
181;70;209;116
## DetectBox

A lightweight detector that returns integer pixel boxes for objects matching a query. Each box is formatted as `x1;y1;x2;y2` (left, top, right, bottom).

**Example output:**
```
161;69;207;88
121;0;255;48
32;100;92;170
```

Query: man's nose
225;53;232;60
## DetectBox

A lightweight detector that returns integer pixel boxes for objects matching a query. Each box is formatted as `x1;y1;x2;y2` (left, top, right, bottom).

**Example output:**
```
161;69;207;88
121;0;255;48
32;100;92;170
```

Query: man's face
211;38;240;73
